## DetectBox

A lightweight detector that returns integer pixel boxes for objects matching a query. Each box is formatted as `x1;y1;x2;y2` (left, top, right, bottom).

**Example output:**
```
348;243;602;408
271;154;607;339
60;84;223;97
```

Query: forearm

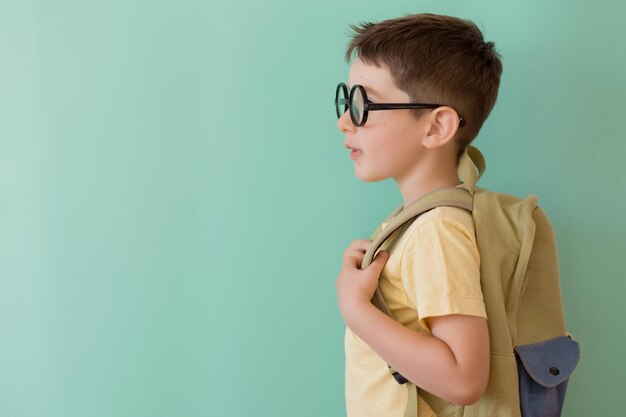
344;301;485;405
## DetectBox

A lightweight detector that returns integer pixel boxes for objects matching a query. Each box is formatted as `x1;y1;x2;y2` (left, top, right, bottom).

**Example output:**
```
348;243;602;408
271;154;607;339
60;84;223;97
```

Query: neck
395;154;461;208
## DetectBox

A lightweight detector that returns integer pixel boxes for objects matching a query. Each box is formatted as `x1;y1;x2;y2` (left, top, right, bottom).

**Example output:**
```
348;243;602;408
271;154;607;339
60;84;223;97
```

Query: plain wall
1;0;624;415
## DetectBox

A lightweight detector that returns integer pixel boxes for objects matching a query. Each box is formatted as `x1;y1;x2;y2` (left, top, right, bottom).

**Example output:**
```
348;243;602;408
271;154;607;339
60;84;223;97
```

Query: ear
421;106;460;149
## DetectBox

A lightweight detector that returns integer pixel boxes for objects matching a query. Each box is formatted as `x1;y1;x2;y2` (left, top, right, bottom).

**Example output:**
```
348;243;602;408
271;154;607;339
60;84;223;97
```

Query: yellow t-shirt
345;206;487;417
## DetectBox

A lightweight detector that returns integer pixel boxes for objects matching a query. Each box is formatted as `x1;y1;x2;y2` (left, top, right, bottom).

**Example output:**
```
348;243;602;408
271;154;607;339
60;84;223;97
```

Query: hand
336;239;389;325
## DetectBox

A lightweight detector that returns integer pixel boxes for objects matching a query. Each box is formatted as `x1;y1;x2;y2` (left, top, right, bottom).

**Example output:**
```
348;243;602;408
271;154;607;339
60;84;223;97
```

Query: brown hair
344;13;503;163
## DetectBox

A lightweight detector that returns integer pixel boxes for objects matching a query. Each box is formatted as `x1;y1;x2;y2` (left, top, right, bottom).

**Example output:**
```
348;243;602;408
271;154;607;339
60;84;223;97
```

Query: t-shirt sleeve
400;215;486;333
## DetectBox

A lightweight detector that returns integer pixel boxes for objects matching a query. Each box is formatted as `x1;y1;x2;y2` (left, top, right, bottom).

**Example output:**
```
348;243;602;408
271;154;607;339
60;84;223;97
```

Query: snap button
549;367;560;376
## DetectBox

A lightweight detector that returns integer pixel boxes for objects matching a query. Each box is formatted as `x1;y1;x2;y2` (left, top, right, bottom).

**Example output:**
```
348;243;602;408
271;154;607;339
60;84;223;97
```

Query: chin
354;168;388;182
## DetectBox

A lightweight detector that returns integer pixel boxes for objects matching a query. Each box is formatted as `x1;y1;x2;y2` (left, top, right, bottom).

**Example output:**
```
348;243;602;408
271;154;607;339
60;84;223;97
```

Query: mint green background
1;0;623;416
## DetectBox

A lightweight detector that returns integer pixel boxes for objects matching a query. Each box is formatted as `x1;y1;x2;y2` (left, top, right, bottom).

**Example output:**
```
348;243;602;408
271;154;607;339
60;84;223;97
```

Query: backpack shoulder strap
358;185;475;417
357;147;486;417
457;145;485;197
361;144;485;276
361;186;474;314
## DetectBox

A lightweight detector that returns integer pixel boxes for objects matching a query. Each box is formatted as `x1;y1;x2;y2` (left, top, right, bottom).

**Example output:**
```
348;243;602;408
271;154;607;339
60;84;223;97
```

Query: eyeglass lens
336;85;348;119
336;84;366;126
351;87;364;125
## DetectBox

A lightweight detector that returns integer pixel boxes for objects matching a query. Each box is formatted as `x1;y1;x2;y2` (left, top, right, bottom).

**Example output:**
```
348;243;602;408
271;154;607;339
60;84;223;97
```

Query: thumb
370;250;389;271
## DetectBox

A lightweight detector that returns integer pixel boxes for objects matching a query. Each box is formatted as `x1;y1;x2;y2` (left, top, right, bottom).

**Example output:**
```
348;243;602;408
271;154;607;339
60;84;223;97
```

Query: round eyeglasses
335;82;466;128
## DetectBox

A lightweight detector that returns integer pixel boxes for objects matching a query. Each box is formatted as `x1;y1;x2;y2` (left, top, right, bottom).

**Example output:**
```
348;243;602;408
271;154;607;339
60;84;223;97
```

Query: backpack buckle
389;366;409;384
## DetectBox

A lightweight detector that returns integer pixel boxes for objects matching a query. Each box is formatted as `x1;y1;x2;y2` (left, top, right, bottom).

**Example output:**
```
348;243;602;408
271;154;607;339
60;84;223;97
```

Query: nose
337;108;357;134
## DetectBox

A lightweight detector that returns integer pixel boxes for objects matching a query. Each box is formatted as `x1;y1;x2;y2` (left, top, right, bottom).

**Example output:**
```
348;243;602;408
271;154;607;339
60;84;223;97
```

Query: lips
346;144;363;160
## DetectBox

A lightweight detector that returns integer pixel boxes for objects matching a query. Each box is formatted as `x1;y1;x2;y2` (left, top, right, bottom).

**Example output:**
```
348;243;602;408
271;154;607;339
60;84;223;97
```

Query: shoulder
389;205;479;267
407;206;476;242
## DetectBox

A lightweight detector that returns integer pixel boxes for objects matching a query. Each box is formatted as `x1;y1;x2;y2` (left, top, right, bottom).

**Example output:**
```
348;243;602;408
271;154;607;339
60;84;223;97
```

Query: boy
334;13;503;417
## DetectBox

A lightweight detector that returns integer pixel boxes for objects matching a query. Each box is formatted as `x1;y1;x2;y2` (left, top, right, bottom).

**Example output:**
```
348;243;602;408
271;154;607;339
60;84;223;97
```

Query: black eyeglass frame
335;82;466;128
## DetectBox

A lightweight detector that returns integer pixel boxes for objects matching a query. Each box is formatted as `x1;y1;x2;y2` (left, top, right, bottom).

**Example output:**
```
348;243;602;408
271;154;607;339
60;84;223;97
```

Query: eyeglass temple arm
368;103;466;127
367;103;440;110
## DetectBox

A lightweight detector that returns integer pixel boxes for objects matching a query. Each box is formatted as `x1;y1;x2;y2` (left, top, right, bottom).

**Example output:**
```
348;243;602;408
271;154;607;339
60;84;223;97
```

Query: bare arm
336;240;489;405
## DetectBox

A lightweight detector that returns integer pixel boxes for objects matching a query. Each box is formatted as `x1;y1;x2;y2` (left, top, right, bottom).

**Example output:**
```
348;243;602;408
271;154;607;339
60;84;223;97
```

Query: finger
368;250;389;272
343;246;369;263
343;245;370;264
341;253;361;269
344;247;369;265
345;246;368;257
343;247;364;259
348;239;372;252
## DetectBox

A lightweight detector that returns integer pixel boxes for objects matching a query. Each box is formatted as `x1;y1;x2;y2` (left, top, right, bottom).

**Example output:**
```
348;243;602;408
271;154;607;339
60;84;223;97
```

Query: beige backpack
361;146;581;417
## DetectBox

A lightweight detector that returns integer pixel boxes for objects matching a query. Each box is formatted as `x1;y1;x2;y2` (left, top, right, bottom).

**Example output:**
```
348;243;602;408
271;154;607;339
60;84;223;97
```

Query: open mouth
345;143;362;159
349;149;363;159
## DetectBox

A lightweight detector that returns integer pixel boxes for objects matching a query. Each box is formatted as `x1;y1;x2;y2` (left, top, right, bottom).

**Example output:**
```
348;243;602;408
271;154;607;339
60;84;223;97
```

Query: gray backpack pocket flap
514;336;581;387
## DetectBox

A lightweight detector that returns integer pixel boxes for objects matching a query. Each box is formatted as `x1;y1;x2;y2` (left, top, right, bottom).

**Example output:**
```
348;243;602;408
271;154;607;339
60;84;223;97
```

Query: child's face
337;57;431;183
